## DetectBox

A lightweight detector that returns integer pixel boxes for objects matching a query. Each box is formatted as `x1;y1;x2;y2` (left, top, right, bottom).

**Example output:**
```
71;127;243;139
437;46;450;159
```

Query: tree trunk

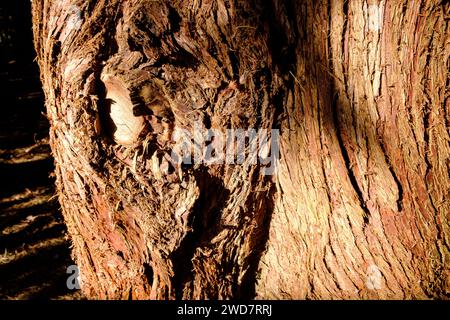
32;0;449;299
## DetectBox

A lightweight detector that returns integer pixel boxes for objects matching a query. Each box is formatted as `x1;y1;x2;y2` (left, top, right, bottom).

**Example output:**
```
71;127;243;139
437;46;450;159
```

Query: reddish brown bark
32;0;449;299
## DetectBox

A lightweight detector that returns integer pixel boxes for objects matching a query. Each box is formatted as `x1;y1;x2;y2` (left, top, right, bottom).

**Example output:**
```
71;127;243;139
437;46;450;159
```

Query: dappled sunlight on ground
0;8;83;296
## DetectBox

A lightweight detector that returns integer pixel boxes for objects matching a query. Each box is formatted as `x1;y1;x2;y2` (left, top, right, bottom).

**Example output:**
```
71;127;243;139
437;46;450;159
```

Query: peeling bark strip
32;0;449;299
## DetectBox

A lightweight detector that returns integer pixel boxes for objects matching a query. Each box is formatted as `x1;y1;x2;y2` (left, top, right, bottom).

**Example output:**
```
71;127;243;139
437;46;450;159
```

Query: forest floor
0;60;83;299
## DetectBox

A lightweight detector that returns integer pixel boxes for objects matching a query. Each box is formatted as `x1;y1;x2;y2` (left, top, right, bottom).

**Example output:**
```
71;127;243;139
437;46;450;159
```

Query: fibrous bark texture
32;0;449;299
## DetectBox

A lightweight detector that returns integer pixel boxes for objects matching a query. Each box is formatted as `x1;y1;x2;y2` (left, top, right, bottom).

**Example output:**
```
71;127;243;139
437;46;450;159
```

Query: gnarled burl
32;0;449;299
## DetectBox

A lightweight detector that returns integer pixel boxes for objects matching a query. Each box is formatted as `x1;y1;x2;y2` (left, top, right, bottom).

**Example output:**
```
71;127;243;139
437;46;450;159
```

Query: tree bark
32;0;449;299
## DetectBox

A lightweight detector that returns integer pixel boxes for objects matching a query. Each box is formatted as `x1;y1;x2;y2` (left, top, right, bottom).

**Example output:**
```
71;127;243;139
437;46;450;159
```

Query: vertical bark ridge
257;0;448;299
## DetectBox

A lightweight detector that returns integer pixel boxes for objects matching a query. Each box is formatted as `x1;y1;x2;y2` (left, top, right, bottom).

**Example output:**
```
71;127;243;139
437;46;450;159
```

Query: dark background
0;2;81;299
